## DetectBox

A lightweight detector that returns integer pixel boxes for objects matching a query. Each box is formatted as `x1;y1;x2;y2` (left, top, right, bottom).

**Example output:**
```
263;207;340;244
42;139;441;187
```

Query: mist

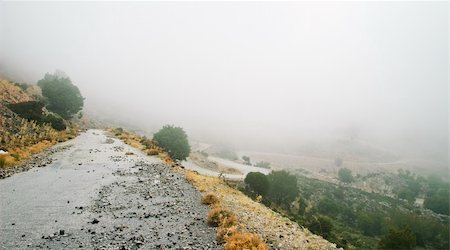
0;2;448;165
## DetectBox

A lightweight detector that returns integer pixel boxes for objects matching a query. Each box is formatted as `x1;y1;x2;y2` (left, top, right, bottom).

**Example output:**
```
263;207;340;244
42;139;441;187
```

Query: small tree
37;72;84;119
242;156;251;165
307;215;333;239
338;168;354;183
378;227;416;249
245;172;270;196
153;125;191;161
266;170;299;206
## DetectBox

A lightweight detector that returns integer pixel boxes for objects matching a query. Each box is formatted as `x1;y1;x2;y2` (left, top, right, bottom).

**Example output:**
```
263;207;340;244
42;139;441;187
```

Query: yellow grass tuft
0;154;17;168
217;226;238;243
202;193;220;206
207;206;237;227
147;148;160;156
224;232;268;250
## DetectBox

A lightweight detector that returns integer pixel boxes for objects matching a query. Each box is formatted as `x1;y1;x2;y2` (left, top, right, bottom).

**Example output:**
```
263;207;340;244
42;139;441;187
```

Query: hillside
0;78;77;177
113;129;340;249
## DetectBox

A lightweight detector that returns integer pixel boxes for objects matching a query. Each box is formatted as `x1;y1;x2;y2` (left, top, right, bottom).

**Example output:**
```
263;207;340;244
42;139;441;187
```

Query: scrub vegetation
243;170;450;249
0;75;81;170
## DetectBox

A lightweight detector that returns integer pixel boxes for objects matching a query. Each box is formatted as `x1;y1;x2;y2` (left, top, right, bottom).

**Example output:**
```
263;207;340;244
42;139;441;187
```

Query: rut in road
0;130;219;249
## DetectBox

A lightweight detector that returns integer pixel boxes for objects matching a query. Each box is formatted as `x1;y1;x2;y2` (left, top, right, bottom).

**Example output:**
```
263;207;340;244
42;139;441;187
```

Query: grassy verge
0;128;78;168
112;127;337;250
111;128;270;249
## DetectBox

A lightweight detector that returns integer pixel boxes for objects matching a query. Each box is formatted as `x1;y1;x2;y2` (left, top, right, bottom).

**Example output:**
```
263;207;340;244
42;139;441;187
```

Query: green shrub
7;101;46;121
7;101;66;130
266;170;299;206
242;156;251;165
37;72;84;119
43;113;66;131
338;168;354;183
378;227;416;249
307;215;333;239
153;125;190;161
244;172;270;196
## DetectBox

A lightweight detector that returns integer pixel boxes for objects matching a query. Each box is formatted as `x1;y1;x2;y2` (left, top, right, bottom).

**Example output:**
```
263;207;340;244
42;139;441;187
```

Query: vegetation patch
207;206;236;227
224;232;268;250
184;170;336;249
202;193;220;206
243;169;450;249
113;127;335;249
153;125;190;161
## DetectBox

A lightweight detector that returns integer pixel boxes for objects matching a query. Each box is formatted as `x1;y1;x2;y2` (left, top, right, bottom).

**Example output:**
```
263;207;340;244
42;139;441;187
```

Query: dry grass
183;170;337;250
0;127;77;169
217;226;238;243
111;129;171;161
207;206;237;227
110;129;334;250
147;148;160;156
0;154;16;168
202;193;220;206
118;131;146;150
0;79;32;104
224;232;268;250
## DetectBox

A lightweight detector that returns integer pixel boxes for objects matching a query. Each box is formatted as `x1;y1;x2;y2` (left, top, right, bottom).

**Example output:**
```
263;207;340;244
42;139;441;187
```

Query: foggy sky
0;1;448;159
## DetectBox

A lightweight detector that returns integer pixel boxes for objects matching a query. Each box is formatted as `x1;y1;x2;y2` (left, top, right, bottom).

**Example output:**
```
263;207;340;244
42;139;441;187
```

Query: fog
0;2;448;165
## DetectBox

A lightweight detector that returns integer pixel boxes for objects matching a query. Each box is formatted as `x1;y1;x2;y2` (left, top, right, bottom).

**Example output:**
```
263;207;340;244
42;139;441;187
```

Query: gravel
0;130;220;249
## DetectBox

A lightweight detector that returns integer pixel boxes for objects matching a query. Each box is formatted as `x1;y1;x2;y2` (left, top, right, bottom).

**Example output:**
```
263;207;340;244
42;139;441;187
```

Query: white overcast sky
0;1;448;154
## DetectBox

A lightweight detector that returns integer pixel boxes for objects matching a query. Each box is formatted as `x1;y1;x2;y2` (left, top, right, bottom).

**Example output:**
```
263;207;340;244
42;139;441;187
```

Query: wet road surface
0;130;219;249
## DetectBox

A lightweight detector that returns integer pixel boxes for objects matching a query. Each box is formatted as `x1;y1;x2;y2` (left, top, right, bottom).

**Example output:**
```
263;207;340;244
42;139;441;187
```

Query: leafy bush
338;168;354;183
317;197;340;216
224;232;268;250
153;125;191;160
266;170;299;206
242;156;251;165
244;172;270;196
424;176;450;215
7;101;66;131
378;227;416;249
357;212;385;236
7;101;46;121
43;113;66;131
37;72;84;119
307;215;333;239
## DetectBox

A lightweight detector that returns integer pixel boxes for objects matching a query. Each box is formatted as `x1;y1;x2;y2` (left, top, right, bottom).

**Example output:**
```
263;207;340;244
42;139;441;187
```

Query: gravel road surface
0;130;219;249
